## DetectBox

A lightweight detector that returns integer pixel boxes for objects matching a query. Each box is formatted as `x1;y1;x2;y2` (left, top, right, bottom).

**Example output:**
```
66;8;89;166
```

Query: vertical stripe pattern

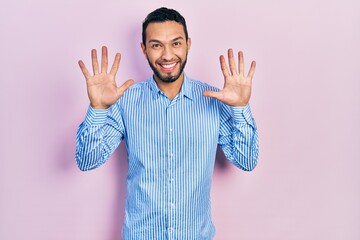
75;75;259;240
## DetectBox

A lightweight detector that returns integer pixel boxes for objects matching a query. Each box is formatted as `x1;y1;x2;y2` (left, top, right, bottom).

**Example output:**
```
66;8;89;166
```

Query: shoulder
121;81;147;97
114;81;148;109
126;81;146;92
187;77;218;90
185;76;223;109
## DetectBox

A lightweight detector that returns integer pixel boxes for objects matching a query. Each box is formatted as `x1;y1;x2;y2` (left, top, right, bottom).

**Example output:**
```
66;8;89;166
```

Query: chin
157;75;179;83
154;68;182;83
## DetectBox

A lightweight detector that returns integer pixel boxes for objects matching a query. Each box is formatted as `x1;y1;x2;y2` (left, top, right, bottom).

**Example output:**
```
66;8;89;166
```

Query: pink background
1;0;359;239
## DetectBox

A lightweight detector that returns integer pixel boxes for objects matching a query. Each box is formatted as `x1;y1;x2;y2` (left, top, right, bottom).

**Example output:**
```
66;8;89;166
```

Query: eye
173;42;181;47
151;43;161;49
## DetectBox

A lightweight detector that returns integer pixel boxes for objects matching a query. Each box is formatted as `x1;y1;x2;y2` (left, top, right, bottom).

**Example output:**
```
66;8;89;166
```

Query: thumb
116;79;135;97
203;90;222;100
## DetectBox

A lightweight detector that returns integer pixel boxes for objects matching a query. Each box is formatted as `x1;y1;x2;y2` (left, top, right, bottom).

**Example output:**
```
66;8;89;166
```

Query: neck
154;73;184;100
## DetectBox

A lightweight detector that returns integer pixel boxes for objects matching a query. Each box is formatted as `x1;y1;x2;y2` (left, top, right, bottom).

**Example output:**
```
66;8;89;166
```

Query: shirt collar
147;74;193;100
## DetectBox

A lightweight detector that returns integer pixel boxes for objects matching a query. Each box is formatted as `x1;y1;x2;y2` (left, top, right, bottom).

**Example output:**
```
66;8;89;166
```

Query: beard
146;54;188;83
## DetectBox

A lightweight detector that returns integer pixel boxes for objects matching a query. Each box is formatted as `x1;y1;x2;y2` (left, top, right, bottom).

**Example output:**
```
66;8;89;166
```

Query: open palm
78;46;134;109
203;49;256;107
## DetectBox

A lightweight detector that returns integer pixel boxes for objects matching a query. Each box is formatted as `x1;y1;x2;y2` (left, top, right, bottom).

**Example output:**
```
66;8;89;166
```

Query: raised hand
203;49;256;107
78;46;134;109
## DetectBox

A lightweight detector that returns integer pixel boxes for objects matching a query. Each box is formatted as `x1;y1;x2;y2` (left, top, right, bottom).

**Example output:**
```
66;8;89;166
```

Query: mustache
156;59;179;63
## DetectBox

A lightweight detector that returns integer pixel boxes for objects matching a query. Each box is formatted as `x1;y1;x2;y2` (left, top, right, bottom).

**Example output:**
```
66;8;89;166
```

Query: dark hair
142;7;188;46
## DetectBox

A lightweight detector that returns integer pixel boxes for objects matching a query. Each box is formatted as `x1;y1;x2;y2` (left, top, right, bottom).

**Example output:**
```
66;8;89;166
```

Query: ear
140;42;146;56
187;37;192;51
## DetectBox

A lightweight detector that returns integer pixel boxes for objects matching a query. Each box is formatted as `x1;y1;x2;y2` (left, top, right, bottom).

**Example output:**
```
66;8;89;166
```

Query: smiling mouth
159;62;177;72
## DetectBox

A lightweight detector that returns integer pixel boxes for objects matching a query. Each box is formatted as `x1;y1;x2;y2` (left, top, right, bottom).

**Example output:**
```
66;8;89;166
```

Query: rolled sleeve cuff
84;106;109;126
231;104;255;125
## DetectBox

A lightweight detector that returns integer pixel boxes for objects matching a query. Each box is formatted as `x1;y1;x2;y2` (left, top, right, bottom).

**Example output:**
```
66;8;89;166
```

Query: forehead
145;21;186;42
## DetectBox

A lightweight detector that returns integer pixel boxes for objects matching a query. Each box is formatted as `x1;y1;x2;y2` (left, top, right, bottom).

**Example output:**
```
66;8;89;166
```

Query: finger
101;46;108;73
228;48;237;75
116;79;135;97
247;60;256;79
238;51;244;75
110;53;121;77
220;55;230;78
91;49;99;75
78;60;91;79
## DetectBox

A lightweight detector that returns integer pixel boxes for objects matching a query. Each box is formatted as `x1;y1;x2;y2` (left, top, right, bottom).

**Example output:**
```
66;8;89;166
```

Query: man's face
141;21;191;83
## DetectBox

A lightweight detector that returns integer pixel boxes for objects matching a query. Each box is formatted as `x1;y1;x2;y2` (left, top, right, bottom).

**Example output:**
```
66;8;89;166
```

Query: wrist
228;100;248;107
232;103;248;107
90;103;110;110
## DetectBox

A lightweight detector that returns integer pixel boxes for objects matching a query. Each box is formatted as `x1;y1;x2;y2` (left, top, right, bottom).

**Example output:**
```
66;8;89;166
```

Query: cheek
178;54;187;63
177;47;188;59
147;51;161;63
180;46;188;58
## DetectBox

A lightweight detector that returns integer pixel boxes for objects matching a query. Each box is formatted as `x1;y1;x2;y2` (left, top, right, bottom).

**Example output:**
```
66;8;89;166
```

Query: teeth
161;63;176;69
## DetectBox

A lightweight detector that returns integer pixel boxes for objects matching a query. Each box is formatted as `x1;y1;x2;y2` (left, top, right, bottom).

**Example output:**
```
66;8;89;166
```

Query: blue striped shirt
75;75;259;240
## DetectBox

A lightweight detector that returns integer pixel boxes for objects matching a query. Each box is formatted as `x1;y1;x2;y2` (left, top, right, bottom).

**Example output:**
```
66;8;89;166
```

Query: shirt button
169;227;173;232
169;129;173;132
170;178;174;182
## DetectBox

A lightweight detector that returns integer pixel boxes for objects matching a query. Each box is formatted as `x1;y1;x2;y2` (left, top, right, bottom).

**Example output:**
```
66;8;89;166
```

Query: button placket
166;104;176;237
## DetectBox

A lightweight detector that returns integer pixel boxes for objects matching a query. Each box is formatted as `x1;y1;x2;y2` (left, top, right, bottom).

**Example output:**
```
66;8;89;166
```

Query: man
76;7;259;240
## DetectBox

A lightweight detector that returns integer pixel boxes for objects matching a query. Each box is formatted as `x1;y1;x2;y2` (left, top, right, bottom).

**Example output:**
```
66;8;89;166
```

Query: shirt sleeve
75;104;125;171
218;103;259;171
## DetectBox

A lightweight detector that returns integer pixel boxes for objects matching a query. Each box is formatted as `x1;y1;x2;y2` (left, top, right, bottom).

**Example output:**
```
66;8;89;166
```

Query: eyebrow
172;37;184;42
148;36;185;44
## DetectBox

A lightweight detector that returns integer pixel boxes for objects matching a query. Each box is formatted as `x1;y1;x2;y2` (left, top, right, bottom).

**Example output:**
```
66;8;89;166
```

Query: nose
161;45;173;61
